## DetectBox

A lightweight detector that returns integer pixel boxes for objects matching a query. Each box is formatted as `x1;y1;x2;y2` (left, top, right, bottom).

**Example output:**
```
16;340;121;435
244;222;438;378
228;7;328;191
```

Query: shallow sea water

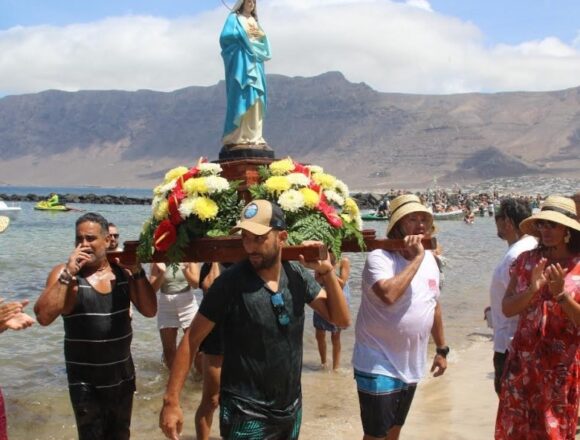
1;201;505;438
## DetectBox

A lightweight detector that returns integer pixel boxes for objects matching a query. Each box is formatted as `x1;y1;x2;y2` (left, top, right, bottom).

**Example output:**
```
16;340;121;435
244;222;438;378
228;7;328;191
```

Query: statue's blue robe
220;13;271;138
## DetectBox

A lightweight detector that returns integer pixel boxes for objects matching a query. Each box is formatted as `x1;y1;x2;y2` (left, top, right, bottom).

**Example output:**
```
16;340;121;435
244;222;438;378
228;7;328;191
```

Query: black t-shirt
198;260;321;415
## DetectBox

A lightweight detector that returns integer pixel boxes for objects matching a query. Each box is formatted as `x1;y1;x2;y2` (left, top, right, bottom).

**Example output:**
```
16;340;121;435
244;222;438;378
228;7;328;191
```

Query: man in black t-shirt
160;200;351;440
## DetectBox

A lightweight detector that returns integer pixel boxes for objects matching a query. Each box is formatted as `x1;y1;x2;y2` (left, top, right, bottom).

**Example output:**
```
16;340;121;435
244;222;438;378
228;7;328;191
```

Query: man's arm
160;313;215;440
34;265;77;326
372;236;425;305
299;246;350;328
127;265;157;318
430;301;447;377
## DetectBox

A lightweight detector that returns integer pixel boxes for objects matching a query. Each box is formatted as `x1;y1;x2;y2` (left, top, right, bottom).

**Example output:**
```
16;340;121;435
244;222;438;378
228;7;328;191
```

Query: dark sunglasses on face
535;220;558;230
110;234;119;238
270;292;290;326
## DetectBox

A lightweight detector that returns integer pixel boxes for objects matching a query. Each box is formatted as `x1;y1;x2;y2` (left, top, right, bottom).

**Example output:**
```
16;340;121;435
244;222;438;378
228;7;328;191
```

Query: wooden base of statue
108;235;437;265
218;143;275;160
216;157;274;203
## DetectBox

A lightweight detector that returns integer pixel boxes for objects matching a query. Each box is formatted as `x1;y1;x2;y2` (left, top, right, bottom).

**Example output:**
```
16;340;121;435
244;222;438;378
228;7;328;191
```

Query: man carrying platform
34;212;157;440
159;199;350;440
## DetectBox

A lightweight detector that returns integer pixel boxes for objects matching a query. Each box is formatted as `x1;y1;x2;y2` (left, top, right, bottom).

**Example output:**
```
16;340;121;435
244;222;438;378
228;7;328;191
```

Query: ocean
0;182;567;438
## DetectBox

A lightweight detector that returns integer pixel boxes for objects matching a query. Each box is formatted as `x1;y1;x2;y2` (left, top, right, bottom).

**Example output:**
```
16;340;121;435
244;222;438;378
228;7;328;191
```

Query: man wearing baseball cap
160;200;350;440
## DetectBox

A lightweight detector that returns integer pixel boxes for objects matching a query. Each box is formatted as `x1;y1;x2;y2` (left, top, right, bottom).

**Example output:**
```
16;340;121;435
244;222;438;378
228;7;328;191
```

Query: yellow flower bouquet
249;157;364;257
137;159;242;263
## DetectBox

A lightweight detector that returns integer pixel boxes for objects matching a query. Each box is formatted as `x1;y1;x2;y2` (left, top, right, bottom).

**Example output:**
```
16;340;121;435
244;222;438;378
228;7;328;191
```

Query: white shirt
353;249;440;384
489;235;537;353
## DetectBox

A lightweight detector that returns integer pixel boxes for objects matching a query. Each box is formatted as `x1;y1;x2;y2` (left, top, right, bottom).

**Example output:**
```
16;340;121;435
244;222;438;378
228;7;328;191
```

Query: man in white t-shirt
353;194;448;440
488;198;536;395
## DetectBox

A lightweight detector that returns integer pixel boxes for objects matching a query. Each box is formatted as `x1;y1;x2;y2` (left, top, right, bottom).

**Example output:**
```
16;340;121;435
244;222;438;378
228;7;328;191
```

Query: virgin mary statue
219;0;273;158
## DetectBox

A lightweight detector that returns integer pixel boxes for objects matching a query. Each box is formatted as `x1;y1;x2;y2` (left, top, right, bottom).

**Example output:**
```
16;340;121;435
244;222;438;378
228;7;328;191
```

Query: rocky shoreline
0;192;385;208
0;193;153;206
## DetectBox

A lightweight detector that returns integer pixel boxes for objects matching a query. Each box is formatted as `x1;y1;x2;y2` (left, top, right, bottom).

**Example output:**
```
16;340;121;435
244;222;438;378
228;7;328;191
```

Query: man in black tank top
35;213;157;440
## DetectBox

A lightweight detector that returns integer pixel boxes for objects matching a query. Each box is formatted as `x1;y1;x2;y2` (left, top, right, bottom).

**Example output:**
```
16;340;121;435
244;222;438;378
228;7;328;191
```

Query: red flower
317;200;343;229
154;220;177;252
168;190;185;225
293;161;309;176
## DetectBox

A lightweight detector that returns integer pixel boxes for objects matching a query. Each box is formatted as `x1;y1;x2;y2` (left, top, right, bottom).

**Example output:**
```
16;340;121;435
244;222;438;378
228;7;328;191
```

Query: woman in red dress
496;195;580;439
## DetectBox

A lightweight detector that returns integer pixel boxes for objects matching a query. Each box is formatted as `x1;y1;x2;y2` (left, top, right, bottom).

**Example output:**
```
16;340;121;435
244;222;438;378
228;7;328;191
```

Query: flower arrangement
248;157;364;257
137;158;243;263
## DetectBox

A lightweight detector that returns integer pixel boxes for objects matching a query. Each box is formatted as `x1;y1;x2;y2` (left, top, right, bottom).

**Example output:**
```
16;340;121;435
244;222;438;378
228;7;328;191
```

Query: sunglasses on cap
270;292;290;326
535;220;559;230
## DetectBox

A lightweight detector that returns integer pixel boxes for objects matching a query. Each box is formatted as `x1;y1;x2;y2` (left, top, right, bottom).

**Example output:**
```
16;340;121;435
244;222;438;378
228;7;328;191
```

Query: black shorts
219;394;302;440
493;350;509;395
68;379;135;440
355;370;417;438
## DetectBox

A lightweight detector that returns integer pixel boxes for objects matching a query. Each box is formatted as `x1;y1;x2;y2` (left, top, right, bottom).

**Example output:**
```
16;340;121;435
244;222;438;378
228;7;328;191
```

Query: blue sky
1;0;579;95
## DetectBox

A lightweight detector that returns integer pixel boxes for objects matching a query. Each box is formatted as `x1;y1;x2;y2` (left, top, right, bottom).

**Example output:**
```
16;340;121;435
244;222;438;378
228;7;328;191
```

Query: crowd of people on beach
1;190;579;440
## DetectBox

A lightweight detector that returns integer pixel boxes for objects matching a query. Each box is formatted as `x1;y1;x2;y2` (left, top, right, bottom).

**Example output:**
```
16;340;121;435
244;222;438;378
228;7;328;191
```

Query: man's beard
249;243;279;271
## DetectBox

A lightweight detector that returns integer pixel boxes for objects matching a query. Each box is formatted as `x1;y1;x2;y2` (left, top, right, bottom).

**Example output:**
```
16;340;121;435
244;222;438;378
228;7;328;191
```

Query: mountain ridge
1;71;578;189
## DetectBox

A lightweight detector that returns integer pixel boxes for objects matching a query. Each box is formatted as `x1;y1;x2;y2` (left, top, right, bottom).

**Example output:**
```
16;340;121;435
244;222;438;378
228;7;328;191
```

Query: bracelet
556;292;569;304
58;268;76;285
132;268;146;280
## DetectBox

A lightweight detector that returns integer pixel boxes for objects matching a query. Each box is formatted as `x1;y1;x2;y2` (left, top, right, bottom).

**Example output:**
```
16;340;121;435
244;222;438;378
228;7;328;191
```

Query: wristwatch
436;346;450;358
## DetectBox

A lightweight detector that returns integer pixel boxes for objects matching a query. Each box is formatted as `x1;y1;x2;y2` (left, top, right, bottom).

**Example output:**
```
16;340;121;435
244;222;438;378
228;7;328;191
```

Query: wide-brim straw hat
519;195;580;236
387;194;433;236
0;216;9;233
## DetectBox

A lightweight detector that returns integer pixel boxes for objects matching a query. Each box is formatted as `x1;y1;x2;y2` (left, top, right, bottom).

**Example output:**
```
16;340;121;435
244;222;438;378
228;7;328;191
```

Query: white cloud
1;0;579;95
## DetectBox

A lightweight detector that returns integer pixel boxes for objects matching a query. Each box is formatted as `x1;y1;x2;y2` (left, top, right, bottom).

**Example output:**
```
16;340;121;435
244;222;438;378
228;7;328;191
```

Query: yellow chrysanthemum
340;213;353;223
153;199;169;221
269;158;294;176
164;166;188;183
264;176;292;194
184;177;208;195
344;197;360;216
299;188;320;208
192;197;219;221
312;172;337;190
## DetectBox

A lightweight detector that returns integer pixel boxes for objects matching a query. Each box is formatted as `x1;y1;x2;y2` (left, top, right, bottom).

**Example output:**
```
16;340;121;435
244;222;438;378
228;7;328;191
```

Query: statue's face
243;0;255;14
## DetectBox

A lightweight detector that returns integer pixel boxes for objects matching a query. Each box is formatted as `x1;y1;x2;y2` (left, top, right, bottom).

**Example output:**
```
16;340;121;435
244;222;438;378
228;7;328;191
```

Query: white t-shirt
489;235;537;353
353;249;440;384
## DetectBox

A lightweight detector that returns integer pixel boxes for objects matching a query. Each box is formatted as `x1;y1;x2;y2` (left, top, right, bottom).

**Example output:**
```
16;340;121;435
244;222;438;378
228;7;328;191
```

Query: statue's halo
221;0;244;11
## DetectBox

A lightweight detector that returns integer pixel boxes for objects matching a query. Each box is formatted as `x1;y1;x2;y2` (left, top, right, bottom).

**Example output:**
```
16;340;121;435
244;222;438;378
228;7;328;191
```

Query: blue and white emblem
244;203;259;219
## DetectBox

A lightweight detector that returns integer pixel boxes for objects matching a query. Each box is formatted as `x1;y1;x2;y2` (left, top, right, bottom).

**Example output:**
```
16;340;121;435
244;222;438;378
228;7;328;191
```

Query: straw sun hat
519;195;580;236
387;194;433;237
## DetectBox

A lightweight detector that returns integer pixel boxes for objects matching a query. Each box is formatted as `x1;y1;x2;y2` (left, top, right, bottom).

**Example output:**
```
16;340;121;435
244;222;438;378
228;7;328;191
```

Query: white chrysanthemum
286;172;310;187
335;179;349;196
155;179;177;196
205;175;230;194
152;195;164;211
178;196;197;219
278;189;305;212
199;162;222;175
307;165;323;174
324;189;345;206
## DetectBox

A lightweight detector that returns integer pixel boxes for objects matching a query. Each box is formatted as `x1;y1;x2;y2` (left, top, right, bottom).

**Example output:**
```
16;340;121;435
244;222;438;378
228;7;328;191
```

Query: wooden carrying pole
108;231;437;265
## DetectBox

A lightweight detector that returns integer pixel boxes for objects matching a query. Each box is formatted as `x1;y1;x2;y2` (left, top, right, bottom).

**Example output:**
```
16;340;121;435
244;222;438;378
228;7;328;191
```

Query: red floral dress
495;250;580;440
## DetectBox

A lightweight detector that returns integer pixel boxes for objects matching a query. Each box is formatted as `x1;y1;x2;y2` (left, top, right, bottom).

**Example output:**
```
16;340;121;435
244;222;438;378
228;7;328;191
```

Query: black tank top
63;265;135;389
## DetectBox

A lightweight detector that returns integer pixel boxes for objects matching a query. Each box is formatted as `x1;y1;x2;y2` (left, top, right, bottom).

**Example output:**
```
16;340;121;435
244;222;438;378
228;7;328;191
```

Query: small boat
0;200;21;219
361;212;389;221
34;201;71;212
433;209;464;221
